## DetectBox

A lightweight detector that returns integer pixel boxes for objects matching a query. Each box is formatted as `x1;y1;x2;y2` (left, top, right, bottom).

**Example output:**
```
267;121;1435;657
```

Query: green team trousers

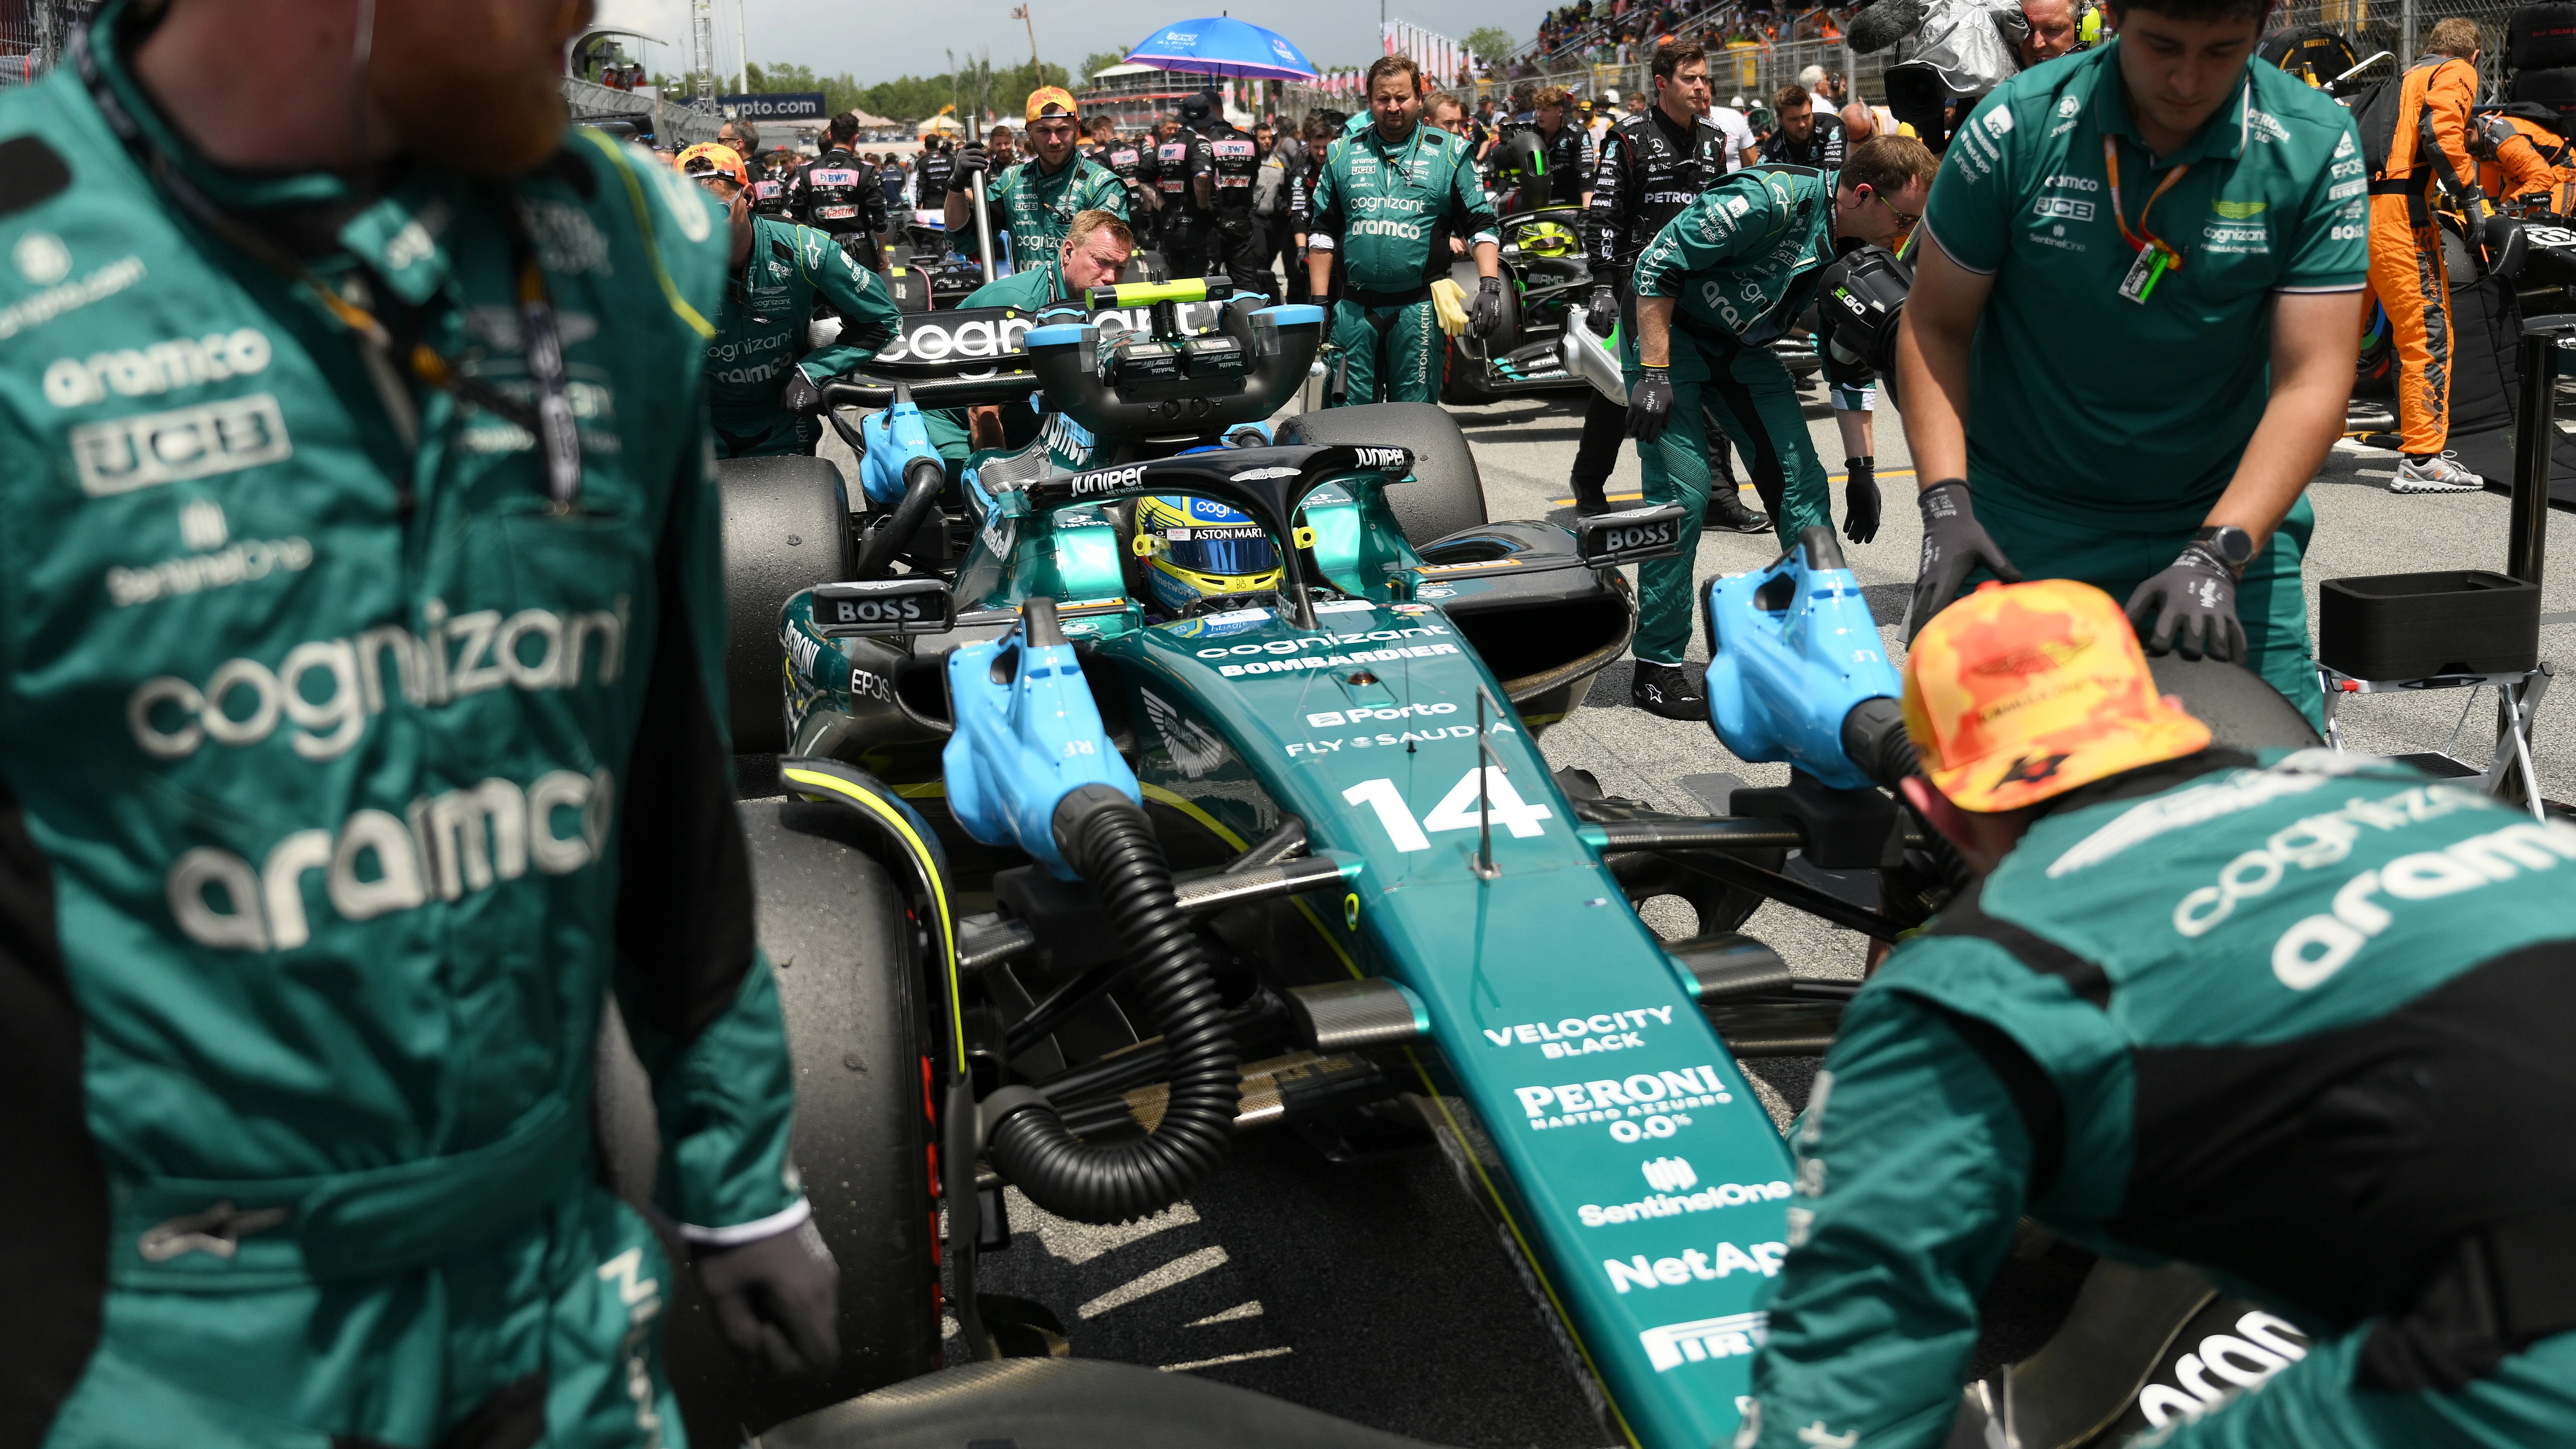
43;1185;683;1449
2142;1324;2576;1448
1976;489;2326;730
1632;337;1835;666
712;408;820;460
1329;294;1444;405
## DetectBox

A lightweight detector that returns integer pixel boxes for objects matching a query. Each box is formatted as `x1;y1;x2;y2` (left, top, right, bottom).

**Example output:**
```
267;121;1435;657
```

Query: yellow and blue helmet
1135;494;1282;613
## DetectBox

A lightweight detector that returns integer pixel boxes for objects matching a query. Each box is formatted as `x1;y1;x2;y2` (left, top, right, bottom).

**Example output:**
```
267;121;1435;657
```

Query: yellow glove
1430;276;1471;338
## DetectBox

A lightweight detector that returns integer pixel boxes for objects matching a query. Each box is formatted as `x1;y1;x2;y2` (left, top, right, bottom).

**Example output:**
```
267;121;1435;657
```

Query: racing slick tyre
2512;5;2576;71
887;264;935;313
1440;337;1500;405
720;456;854;755
2508;64;2576;126
1275;402;1489;545
596;800;944;1443
1449;257;1521;356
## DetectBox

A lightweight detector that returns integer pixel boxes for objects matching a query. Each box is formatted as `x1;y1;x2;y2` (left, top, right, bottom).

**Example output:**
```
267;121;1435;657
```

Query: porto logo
1642;1156;1698;1193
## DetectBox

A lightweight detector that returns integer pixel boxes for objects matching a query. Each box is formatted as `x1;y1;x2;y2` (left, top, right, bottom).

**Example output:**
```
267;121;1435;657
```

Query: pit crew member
1759;81;1848;167
2471;107;2574;214
948;87;1128;271
1498;84;1598;210
1197;92;1276;299
0;1;838;1444
685;144;901;458
923;208;1136;469
1739;579;2576;1449
1303;53;1503;405
2362;19;2493;494
793;109;893;272
1896;0;2365;728
1626;136;1938;719
1575;44;1763;529
1085;113;1161;225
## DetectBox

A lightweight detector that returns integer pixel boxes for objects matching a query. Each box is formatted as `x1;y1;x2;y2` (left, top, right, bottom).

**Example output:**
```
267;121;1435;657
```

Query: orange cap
1902;580;2211;813
1025;86;1080;122
674;142;748;188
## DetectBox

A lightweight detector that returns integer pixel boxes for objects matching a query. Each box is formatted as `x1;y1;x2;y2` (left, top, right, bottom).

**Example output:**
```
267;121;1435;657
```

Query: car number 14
1343;768;1552;852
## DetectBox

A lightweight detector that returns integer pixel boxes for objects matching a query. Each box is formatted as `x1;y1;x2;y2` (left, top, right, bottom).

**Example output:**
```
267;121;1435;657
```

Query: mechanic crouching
923;208;1137;469
683;142;901;458
1738;580;2576;1449
1622;136;1938;719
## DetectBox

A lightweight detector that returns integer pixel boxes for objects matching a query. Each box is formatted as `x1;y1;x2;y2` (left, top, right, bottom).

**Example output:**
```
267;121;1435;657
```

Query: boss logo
1579;504;1686;565
1071;463;1149;495
828;597;925;624
812;579;953;637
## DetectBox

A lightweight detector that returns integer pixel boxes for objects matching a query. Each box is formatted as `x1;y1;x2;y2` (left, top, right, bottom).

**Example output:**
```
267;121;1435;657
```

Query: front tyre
719;457;854;755
1277;401;1489;545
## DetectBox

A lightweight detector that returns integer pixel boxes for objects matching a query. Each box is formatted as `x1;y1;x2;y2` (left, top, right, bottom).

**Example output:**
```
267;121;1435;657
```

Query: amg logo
74;393;292;496
1071;464;1148;495
1639;1312;1769;1373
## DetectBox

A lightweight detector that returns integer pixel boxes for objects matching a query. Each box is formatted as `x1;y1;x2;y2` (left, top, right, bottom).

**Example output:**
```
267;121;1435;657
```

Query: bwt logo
1642;1156;1697;1193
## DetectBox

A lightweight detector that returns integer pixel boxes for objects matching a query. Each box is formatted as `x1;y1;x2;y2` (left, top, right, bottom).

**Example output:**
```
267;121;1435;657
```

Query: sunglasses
1862;188;1918;230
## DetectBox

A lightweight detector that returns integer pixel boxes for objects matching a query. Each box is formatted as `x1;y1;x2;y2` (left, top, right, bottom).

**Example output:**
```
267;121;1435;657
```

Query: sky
592;0;1519;89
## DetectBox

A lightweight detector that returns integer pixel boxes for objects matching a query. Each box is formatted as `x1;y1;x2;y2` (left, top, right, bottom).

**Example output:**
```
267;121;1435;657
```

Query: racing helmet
1135;494;1282;613
1518;216;1580;256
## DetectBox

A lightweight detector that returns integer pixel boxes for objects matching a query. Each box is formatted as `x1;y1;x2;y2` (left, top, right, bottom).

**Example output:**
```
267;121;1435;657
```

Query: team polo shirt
1922;40;2365;530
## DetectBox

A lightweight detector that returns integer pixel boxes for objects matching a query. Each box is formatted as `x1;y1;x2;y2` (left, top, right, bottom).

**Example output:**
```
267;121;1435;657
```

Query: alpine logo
1640;1311;1770;1372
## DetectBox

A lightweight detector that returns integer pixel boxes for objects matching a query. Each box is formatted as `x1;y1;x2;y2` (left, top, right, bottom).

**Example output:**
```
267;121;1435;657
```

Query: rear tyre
1277;401;1489;544
599;801;945;1443
2512;5;2576;71
720;457;853;755
2509;66;2576;127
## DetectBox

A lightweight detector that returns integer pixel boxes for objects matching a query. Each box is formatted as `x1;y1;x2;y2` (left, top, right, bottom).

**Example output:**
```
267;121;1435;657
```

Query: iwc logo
14;231;70;286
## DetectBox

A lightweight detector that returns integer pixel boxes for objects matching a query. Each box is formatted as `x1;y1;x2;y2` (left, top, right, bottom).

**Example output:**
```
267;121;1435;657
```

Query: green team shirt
1742;750;2576;1447
923;259;1070;465
705;212;899;423
1306;121;1499;292
1630;166;1839;379
966;154;1128;262
1922;40;2366;530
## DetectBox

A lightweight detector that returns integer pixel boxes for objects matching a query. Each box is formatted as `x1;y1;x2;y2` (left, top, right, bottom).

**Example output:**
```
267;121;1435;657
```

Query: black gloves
780;367;824;414
1584;283;1618;337
1626;365;1675;442
951;143;991;182
1469;275;1506;338
1843;456;1881;544
1908;479;2020;639
694;1217;842;1379
2125;538;2246;662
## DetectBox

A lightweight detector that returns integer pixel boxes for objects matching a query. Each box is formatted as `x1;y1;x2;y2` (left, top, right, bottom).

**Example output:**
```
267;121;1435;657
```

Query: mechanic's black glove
1469;276;1506;339
1626;365;1675;443
1843;457;1881;544
1907;479;2021;640
951;143;991;182
2124;538;2246;662
780;367;825;414
1584;283;1618;338
694;1217;842;1379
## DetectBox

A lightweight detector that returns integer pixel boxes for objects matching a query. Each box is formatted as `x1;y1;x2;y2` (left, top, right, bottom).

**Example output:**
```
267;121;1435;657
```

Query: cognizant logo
126;596;630;762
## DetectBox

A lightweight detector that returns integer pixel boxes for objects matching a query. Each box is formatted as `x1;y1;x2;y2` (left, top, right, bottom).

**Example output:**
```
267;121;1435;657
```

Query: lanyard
2102;136;2188;299
75;22;584;510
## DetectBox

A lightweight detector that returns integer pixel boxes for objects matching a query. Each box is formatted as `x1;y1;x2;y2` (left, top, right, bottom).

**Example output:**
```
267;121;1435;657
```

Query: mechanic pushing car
683;143;901;458
947;86;1128;272
1896;0;2365;729
2363;19;2516;495
0;2;840;1446
922;208;1137;469
1624;136;1939;720
793;109;893;273
1739;579;2576;1449
1304;53;1505;404
1574;44;1765;528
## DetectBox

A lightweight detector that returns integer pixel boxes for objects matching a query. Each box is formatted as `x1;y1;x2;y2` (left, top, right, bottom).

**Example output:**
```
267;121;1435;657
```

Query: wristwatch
2192;524;2256;575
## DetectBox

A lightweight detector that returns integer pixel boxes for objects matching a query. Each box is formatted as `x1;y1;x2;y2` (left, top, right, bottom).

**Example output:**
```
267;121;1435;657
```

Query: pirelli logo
72;393;294;497
1639;1310;1768;1372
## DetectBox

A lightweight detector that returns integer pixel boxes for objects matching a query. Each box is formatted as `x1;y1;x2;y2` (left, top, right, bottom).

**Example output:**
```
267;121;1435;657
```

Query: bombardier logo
1070;464;1148;495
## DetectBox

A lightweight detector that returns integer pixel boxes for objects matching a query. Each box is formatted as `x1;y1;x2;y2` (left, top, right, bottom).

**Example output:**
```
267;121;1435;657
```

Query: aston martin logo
1142;689;1227;779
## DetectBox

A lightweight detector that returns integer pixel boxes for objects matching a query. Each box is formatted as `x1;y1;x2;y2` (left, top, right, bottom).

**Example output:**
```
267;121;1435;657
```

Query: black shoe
1631;660;1707;721
1703;490;1771;533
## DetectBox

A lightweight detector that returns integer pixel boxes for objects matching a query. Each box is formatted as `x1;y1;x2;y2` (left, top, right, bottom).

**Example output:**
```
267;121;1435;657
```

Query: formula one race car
1441;204;1595;404
621;277;2330;1448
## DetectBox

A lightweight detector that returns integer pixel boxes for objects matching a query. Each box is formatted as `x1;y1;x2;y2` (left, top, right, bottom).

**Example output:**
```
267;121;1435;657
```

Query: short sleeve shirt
1921;40;2365;528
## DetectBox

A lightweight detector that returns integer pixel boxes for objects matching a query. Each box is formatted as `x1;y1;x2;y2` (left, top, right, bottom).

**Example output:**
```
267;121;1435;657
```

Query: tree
1079;49;1128;81
1465;26;1518;62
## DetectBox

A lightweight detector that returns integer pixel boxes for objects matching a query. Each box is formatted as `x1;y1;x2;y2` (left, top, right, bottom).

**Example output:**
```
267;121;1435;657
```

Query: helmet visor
1164;525;1277;577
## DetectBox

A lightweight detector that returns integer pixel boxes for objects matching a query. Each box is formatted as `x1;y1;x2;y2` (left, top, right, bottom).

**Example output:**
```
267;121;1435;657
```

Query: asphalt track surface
790;362;2576;1449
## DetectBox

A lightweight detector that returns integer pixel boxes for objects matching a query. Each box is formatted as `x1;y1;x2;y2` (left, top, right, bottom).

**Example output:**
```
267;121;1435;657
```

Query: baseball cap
675;142;748;188
1025;86;1080;122
1902;580;2212;813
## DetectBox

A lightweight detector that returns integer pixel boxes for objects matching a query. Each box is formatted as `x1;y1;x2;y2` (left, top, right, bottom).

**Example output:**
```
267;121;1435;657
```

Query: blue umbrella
1123;17;1317;81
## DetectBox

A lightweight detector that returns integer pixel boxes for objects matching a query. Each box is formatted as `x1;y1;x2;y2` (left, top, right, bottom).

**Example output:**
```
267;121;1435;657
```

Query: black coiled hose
984;784;1238;1223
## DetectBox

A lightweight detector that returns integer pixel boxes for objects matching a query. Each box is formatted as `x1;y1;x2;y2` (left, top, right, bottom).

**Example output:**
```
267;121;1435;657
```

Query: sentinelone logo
1639;1311;1768;1373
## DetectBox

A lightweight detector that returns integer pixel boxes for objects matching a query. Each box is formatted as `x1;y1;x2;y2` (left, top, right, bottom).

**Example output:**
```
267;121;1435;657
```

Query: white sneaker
2390;452;2485;493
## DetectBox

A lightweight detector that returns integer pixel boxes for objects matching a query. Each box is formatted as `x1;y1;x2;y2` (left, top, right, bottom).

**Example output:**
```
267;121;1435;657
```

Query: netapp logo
1604;1240;1786;1293
1640;1312;1769;1373
1070;465;1148;495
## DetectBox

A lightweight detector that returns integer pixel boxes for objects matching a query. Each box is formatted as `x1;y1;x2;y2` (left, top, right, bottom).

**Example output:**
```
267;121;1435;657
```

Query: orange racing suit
2474;112;2576;214
2363;55;2480;455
